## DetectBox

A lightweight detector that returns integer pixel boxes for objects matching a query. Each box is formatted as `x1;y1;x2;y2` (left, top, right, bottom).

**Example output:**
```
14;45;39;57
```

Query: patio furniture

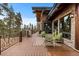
26;30;32;37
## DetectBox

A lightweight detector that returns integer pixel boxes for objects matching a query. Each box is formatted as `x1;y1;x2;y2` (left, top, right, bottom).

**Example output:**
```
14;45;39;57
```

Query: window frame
59;13;71;39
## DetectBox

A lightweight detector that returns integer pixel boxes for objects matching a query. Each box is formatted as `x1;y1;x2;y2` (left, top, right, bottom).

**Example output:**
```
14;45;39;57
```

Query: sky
9;3;53;26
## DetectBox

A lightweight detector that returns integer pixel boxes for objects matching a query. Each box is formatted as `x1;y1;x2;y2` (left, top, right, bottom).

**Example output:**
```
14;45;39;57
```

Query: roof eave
47;3;62;20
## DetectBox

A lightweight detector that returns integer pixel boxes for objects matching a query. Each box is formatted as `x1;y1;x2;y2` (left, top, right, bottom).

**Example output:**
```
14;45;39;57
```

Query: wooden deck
1;32;79;56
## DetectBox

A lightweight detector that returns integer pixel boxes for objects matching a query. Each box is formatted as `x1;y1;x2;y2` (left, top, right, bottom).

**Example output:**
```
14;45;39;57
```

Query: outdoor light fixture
70;13;74;18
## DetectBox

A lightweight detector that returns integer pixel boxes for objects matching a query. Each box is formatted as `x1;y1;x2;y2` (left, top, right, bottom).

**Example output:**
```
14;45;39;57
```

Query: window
59;14;71;39
44;21;52;33
60;18;64;32
54;20;58;31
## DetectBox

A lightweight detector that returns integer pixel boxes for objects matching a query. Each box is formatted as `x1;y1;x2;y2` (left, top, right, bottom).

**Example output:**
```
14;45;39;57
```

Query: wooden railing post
0;36;1;55
19;31;22;42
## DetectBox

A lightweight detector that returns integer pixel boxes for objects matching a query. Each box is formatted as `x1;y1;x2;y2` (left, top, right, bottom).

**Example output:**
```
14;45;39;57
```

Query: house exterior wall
75;4;79;50
52;4;76;49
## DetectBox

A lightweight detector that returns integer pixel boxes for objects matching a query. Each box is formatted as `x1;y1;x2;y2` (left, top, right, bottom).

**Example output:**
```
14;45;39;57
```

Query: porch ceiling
47;3;70;21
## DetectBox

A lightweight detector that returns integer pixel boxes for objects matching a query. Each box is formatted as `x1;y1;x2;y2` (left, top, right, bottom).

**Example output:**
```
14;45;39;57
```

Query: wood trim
53;10;72;21
75;4;79;50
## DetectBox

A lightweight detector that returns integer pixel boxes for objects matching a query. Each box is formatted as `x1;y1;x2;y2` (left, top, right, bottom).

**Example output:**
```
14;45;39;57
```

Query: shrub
40;31;46;37
45;34;52;41
51;31;62;41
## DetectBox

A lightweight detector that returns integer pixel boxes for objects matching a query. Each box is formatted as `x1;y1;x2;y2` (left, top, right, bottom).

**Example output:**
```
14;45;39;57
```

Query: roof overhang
32;7;51;10
42;10;50;15
32;7;52;22
47;3;62;20
32;7;51;13
47;3;71;21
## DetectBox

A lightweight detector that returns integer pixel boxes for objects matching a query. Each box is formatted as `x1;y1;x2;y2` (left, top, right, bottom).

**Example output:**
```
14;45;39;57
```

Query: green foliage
40;31;46;37
45;34;52;41
44;30;62;42
0;4;22;38
0;4;23;51
51;31;62;41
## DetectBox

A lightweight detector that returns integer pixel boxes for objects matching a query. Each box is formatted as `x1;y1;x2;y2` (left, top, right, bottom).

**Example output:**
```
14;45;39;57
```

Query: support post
19;31;22;42
0;36;2;55
58;19;60;33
